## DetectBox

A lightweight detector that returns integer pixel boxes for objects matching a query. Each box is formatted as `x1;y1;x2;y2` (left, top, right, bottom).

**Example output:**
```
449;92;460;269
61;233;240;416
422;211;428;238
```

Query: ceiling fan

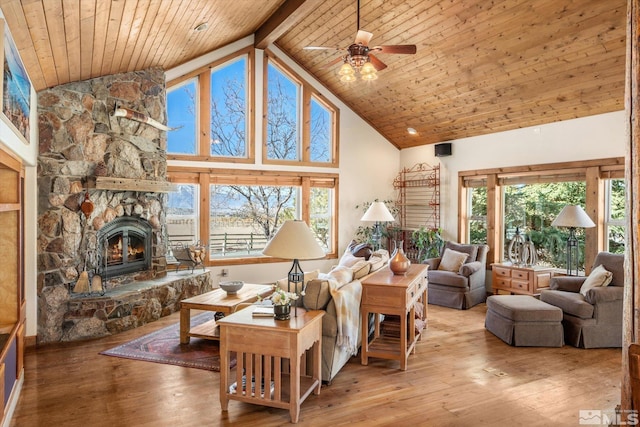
303;0;417;81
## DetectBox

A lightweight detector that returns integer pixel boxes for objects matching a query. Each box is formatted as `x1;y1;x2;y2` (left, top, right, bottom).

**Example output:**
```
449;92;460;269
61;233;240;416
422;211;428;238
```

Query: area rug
100;312;235;371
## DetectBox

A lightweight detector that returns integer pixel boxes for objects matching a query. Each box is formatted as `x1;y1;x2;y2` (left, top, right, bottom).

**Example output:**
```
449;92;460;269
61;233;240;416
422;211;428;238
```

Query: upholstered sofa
423;241;489;309
540;252;624;348
300;244;389;383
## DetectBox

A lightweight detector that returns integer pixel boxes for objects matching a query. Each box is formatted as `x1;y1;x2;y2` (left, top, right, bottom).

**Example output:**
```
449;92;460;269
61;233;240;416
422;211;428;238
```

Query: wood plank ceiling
0;0;627;149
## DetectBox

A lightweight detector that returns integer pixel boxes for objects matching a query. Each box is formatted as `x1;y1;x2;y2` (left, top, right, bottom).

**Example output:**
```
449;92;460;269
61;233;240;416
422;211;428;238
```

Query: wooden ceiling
0;0;627;149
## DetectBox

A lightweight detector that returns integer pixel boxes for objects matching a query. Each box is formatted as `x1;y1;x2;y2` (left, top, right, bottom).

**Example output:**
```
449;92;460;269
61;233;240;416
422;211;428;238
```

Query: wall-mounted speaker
434;143;452;157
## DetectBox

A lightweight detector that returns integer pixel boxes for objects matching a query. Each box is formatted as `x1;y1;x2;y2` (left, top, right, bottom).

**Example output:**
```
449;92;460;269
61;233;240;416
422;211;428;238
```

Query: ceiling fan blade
324;56;345;68
371;45;417;54
354;29;373;46
368;54;387;71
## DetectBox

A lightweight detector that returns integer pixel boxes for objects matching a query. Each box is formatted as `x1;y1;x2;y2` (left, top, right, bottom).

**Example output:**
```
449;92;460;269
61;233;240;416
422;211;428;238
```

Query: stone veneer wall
36;68;184;344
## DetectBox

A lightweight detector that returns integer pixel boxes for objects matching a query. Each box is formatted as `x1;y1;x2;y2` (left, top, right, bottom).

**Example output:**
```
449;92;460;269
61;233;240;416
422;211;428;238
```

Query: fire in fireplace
97;217;152;279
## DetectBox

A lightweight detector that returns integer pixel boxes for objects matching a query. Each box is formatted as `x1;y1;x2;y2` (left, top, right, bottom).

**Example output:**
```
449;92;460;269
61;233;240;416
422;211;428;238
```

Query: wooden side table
360;264;428;370
218;307;324;423
179;283;272;344
491;263;560;296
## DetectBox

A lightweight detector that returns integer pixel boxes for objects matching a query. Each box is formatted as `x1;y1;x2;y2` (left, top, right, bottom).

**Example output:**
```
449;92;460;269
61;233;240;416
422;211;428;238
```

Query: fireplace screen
98;217;152;278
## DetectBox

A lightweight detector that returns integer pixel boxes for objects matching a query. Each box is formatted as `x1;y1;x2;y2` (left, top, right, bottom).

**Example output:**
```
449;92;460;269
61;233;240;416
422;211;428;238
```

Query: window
459;158;625;271
167;79;197;155
210;55;248;157
468;186;487;244
166;184;200;246
503;181;586;268
167;169;338;265
166;48;254;161
264;53;338;166
605;178;625;254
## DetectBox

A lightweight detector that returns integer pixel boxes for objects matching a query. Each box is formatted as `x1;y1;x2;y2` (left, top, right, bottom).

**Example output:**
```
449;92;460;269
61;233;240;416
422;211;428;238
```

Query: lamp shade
361;201;395;222
551;205;596;228
262;220;325;260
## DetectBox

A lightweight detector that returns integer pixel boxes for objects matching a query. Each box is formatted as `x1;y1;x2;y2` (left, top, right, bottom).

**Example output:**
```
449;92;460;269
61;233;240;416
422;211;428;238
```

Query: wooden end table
179;283;272;344
360;264;428;370
218;307;324;423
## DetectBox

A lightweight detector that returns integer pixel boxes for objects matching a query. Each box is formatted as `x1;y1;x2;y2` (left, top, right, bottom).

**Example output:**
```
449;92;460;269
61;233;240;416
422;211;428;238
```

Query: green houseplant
411;226;444;262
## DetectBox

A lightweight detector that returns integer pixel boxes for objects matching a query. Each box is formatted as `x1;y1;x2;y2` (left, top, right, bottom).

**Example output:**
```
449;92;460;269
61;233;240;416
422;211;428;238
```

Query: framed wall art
1;19;31;145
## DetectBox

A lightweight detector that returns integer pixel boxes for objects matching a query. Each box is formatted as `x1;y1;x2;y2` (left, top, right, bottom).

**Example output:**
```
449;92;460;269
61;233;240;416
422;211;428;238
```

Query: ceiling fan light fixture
360;61;377;81
340;73;357;83
339;62;355;76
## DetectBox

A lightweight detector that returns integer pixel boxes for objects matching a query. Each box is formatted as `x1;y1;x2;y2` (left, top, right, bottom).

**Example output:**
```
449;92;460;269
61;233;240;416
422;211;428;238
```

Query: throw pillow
338;250;365;268
276;269;320;306
348;240;373;260
367;249;390;272
443;242;478;264
438;248;469;272
579;264;613;296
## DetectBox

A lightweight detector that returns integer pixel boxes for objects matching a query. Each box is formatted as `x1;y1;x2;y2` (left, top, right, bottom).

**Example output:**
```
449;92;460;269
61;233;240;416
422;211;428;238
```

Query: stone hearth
36;68;190;344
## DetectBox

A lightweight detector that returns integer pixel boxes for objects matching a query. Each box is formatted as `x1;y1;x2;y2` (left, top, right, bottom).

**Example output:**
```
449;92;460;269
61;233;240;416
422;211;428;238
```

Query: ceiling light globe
360;61;376;75
361;71;378;81
340;73;357;82
339;62;355;76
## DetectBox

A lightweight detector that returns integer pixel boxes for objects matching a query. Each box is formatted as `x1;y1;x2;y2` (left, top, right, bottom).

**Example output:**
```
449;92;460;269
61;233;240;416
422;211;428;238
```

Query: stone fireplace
36;68;212;344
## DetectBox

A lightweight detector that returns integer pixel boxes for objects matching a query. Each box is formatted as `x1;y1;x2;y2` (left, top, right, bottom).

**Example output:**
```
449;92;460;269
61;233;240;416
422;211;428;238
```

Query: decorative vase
273;304;291;320
389;240;411;275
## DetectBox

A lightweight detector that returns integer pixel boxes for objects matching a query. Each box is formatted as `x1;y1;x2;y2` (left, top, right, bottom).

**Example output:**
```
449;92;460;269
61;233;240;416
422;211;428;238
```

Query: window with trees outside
166;48;254;161
166;48;339;265
264;53;338;166
460;158;625;273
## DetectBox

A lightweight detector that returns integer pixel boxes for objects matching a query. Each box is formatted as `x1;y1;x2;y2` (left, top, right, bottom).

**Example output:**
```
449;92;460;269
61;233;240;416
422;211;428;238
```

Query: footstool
485;295;564;347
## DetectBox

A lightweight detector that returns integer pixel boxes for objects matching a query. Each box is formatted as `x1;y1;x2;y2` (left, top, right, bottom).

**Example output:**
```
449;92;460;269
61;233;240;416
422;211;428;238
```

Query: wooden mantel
92;177;177;193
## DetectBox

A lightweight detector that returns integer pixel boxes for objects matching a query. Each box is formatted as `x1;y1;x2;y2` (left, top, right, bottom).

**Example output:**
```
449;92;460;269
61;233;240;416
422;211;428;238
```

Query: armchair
423;241;489;309
540;252;624;348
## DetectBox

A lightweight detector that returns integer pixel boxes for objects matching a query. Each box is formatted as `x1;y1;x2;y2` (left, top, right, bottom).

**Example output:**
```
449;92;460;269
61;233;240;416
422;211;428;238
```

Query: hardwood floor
10;303;621;426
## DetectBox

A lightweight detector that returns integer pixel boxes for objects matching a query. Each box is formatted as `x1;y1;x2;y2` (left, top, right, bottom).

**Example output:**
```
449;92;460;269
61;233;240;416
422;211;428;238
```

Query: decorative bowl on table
219;280;244;295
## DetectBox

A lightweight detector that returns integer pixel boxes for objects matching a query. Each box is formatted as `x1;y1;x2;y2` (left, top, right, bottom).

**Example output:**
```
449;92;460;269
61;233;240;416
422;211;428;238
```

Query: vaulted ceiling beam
254;0;323;49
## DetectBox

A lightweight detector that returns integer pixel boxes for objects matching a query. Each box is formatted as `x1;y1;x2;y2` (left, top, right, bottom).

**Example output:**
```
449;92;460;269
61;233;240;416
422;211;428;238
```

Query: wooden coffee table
179;283;273;344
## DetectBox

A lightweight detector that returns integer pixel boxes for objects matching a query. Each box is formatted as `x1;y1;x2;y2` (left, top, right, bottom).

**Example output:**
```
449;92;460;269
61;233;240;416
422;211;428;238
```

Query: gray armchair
423;241;489;309
540;252;624;348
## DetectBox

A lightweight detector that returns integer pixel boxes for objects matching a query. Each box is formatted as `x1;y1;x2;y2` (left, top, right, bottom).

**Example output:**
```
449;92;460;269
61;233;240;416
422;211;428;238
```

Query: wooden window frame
458;157;624;270
166;46;255;163
168;166;339;266
263;50;339;167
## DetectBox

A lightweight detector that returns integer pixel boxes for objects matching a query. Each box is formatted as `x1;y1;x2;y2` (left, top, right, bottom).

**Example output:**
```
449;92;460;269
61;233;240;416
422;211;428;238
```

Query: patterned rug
101;312;234;371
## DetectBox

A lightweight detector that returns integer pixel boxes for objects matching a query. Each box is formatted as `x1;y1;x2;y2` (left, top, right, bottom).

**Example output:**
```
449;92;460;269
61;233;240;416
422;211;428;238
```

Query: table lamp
551;205;595;276
262;220;325;316
360;201;395;250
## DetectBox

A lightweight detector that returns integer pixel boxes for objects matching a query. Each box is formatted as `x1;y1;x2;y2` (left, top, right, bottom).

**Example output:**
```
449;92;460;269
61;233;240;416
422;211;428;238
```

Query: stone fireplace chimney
36;68;183;343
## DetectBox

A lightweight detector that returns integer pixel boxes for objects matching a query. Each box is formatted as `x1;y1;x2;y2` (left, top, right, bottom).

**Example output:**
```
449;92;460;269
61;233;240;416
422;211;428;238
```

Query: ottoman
485;295;564;347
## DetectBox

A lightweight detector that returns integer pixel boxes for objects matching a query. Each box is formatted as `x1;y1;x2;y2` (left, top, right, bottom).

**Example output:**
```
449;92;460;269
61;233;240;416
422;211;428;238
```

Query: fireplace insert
97;217;152;279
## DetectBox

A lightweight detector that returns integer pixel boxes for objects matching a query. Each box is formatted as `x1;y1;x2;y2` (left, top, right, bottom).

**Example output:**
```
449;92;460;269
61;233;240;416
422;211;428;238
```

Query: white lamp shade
361;201;395;222
262;220;325;260
551;205;596;228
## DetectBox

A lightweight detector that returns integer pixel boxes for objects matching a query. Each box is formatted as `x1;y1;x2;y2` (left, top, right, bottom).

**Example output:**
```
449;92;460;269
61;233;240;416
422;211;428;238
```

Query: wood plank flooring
10;303;621;426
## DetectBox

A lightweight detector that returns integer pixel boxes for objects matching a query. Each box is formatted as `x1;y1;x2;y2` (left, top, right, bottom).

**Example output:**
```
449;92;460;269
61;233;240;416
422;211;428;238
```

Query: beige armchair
540;252;624;348
423;241;489;309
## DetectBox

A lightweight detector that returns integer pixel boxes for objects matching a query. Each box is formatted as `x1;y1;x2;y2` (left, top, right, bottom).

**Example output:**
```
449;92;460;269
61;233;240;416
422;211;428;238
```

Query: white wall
399;111;627;241
0;10;39;337
167;37;400;285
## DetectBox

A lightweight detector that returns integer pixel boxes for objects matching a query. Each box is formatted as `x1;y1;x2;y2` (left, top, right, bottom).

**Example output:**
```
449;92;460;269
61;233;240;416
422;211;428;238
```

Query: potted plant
411;226;444;263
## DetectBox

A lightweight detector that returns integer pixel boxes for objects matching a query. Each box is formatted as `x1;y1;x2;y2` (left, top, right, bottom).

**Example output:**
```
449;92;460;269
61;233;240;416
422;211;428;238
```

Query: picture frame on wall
0;18;31;145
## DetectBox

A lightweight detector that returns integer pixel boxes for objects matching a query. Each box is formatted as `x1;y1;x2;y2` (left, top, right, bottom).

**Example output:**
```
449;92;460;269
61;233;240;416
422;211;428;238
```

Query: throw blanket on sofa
328;279;363;355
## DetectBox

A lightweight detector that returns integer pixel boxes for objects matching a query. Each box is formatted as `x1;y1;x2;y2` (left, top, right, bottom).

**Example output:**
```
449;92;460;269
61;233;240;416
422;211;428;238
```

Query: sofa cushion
303;278;332;310
428;270;469;288
351;260;371;280
540;290;595;319
579;264;613;296
276;269;319;307
444;242;478;264
368;249;389;272
438;248;468;272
